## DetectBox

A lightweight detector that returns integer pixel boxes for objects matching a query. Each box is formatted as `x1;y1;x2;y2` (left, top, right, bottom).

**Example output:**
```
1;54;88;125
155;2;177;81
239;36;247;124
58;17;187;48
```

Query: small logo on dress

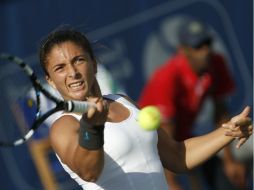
84;132;90;141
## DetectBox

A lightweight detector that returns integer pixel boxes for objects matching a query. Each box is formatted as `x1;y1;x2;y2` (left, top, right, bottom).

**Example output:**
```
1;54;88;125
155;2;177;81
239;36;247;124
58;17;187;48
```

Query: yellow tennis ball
138;106;161;131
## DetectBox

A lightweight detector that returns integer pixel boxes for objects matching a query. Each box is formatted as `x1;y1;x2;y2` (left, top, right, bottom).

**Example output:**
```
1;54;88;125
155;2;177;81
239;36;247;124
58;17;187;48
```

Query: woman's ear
45;75;57;89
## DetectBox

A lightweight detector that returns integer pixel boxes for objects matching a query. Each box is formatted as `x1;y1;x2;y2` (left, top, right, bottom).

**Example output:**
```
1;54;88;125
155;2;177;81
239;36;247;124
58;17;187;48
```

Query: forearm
72;118;105;181
183;126;233;170
51;115;105;182
159;106;252;174
215;110;236;163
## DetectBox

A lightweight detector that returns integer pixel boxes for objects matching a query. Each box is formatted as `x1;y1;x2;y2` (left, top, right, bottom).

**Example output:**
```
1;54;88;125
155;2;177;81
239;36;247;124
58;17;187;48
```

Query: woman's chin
69;92;88;101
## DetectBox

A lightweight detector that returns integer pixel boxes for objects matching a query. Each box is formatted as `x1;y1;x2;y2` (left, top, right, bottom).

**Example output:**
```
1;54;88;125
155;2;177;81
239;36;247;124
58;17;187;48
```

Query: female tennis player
39;27;252;190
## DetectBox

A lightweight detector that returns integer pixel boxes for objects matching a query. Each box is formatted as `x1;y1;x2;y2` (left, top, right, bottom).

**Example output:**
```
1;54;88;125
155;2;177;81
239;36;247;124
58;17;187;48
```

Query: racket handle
66;100;96;113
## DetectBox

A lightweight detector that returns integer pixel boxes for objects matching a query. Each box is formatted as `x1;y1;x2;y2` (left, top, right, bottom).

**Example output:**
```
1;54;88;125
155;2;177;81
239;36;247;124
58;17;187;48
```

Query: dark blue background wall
0;0;252;189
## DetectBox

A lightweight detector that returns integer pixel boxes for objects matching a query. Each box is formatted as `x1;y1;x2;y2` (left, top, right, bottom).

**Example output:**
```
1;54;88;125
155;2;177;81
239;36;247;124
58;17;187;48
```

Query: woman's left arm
158;106;252;173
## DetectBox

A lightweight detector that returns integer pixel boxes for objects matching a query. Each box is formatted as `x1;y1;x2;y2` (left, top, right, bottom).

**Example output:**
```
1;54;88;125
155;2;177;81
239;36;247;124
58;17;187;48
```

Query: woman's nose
68;64;78;78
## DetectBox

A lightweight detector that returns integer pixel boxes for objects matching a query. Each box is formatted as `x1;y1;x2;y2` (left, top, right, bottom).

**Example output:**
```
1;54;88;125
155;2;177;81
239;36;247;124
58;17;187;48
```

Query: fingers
236;137;247;149
222;106;253;148
224;125;252;138
234;117;252;126
238;106;250;117
231;106;250;123
224;130;251;138
86;97;103;112
85;97;109;125
86;97;100;119
223;123;253;133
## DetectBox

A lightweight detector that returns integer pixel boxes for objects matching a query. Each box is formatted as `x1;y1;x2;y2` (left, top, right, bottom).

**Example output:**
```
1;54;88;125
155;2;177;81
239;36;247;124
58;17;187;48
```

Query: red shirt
138;52;235;141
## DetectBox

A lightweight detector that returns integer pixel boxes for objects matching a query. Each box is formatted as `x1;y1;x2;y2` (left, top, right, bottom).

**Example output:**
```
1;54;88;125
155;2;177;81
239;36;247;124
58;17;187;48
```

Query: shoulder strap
103;94;137;108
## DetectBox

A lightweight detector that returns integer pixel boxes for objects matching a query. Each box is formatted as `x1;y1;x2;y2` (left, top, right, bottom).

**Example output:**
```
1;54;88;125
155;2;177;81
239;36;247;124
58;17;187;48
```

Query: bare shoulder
50;115;79;138
49;115;80;160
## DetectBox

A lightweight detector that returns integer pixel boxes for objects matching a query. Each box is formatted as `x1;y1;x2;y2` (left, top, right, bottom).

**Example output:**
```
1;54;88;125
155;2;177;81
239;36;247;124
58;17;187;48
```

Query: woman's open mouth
68;81;85;91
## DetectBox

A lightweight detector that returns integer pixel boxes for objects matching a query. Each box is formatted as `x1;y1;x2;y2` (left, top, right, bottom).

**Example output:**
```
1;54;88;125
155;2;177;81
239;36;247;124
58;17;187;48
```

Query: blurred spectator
139;18;250;190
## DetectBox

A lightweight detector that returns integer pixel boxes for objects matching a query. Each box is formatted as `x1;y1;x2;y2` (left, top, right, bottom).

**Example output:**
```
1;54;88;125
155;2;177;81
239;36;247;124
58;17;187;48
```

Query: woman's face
45;41;96;101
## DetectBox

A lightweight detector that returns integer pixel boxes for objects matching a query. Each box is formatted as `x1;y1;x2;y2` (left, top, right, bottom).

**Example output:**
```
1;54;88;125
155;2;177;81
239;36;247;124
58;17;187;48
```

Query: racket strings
0;55;42;146
0;54;90;146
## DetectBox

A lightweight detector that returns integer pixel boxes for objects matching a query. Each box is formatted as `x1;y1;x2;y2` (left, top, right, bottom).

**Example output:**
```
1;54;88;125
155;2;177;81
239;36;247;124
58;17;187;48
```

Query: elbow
78;171;101;182
72;160;104;182
73;163;103;182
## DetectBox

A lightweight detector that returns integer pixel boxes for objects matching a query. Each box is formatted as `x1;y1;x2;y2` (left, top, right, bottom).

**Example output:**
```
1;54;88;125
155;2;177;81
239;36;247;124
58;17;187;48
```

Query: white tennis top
56;94;169;190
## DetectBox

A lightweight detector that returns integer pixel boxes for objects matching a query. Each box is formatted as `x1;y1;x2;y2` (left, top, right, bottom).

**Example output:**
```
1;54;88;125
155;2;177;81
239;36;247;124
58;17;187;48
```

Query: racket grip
66;100;96;113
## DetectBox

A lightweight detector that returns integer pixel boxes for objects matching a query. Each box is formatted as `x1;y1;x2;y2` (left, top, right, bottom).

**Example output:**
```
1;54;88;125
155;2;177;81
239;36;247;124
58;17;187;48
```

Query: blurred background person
139;18;250;190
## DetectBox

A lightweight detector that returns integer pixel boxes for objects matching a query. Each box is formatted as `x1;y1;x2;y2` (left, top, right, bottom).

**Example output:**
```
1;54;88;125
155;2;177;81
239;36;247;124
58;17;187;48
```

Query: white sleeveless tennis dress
56;94;169;190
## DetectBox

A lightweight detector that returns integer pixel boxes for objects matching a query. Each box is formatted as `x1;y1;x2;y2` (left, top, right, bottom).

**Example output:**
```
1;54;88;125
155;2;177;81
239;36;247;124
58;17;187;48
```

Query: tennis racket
0;53;95;147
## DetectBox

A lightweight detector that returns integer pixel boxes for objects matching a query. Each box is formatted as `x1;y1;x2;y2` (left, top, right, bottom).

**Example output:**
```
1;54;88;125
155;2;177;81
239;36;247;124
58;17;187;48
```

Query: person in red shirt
139;18;247;190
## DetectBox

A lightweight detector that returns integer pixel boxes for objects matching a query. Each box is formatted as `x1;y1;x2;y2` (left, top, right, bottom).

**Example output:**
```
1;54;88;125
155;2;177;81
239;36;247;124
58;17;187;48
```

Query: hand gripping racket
0;53;95;147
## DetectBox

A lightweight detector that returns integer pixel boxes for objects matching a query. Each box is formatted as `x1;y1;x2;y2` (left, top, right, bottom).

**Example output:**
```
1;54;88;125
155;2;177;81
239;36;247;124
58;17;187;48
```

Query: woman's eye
77;58;86;63
54;66;63;72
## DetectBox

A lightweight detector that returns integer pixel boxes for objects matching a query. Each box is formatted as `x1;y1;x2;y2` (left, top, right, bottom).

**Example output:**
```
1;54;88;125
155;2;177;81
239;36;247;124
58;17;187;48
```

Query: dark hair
39;27;95;75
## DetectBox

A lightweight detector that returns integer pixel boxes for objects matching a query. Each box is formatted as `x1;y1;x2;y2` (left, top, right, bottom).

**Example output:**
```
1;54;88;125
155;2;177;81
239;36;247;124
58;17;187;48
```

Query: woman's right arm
50;97;108;182
50;115;104;182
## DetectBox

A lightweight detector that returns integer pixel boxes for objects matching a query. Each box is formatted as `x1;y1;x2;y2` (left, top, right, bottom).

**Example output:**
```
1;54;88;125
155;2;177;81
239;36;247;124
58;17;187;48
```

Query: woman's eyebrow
52;63;65;69
71;54;90;63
